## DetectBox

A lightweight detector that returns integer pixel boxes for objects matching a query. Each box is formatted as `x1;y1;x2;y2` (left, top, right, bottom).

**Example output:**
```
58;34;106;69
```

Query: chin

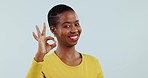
66;42;78;47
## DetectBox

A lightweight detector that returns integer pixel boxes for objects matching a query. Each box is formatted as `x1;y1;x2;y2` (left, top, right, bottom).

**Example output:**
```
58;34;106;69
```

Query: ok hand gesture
32;23;56;62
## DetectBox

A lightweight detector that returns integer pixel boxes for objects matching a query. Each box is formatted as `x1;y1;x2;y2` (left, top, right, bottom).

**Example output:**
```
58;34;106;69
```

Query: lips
68;34;79;41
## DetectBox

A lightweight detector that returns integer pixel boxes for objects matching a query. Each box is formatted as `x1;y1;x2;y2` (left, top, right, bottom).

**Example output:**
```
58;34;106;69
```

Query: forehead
58;11;79;23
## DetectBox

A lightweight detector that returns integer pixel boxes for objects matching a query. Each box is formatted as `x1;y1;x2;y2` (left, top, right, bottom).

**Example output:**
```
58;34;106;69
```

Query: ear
50;27;56;34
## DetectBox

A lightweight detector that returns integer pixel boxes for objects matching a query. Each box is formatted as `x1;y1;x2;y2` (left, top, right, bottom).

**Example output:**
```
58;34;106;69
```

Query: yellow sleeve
97;70;104;78
96;59;104;78
26;59;44;78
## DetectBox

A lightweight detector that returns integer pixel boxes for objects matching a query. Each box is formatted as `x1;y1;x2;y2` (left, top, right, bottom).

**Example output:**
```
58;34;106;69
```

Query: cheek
78;27;82;33
56;29;62;37
59;29;69;36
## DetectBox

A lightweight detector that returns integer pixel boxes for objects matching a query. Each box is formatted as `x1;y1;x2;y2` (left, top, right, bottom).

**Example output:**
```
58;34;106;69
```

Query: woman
26;4;104;78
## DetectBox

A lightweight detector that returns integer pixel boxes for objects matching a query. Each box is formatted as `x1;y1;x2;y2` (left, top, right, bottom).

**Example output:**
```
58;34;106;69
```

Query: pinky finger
32;32;38;41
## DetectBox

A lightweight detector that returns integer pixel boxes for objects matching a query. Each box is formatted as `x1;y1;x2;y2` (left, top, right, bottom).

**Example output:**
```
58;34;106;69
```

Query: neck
55;45;79;60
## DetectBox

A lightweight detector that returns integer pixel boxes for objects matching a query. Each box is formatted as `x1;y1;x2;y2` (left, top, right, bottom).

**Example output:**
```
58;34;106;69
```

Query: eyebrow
62;20;79;25
75;20;79;22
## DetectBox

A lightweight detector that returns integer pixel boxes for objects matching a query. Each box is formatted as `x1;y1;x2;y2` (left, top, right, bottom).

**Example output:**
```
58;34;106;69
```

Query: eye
75;23;80;26
64;25;70;28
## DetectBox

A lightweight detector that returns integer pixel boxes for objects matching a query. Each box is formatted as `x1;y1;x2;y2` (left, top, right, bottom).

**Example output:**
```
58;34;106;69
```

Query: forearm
26;59;43;78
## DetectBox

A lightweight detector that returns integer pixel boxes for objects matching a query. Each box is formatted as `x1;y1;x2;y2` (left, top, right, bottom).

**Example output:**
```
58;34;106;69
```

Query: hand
32;23;56;62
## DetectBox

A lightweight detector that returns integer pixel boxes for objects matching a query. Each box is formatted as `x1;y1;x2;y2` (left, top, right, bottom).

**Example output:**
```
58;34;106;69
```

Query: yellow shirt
26;52;104;78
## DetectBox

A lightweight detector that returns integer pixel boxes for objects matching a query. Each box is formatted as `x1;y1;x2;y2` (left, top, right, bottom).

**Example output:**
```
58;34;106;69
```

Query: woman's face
54;11;82;47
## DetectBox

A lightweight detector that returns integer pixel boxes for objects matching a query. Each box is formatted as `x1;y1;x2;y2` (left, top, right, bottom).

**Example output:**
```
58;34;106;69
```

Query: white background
0;0;148;78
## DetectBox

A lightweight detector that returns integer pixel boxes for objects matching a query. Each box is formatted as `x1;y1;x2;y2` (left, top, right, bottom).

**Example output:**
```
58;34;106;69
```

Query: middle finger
42;22;46;36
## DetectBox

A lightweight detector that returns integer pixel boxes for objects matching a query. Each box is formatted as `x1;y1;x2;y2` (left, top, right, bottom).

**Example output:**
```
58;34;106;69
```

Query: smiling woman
26;4;104;78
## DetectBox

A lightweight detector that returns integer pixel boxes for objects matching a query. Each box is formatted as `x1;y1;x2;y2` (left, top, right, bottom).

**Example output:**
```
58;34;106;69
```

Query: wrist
34;52;45;62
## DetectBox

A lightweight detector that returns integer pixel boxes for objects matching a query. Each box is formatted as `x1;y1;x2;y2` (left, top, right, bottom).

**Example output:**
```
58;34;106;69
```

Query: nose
70;25;78;33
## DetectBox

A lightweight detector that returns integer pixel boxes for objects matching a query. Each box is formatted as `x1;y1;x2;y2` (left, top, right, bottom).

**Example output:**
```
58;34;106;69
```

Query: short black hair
47;4;75;27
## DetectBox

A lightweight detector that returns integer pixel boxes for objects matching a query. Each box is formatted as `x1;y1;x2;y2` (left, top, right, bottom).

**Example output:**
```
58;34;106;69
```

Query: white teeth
70;36;78;39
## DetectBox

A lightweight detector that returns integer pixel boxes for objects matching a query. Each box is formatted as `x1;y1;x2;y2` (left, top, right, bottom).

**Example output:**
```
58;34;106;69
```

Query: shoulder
81;53;99;63
81;53;103;68
44;52;55;61
82;53;98;60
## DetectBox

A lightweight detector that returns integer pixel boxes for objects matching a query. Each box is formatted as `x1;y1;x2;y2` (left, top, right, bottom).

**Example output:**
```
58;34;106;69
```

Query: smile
68;35;79;41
